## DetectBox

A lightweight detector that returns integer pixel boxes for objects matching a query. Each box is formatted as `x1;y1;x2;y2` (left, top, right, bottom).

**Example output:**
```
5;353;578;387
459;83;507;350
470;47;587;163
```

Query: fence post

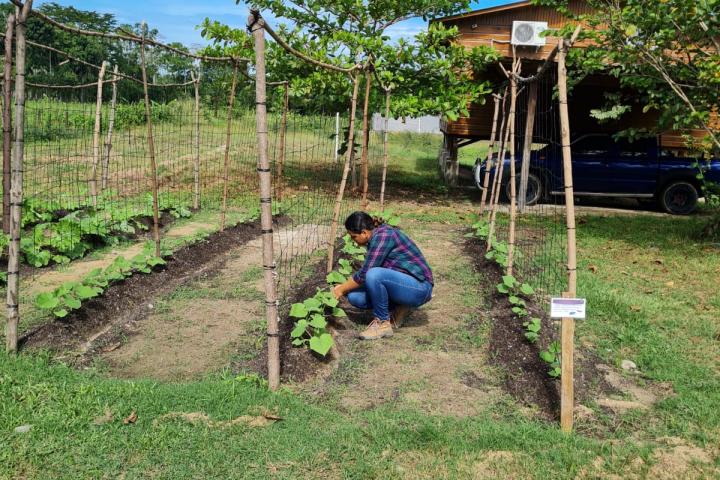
7;0;33;353
220;61;239;232
478;94;500;216
191;69;201;210
2;13;14;235
519;82;538;212
379;88;391;211
102;64;119;190
90;60;107;208
249;11;280;391
139;23;161;258
326;74;360;274
276;81;288;202
360;69;372;211
334;112;339;162
558;36;578;433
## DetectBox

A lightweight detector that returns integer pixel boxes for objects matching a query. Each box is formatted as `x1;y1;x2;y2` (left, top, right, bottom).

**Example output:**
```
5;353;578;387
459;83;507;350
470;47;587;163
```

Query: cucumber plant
289;289;346;356
523;317;542;343
540;340;562;378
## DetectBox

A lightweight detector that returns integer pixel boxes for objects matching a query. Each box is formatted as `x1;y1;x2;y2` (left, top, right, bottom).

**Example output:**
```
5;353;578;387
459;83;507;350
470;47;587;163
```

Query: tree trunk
326;75;360;274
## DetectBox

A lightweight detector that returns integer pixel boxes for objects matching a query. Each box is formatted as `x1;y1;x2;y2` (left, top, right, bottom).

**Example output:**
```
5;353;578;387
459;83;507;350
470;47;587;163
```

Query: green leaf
502;275;516;287
520;283;534;295
309;314;327;329
540;351;555;363
509;295;520;304
65;296;82;310
291;338;305;346
36;292;59;310
303;297;323;312
289;303;309;318
53;308;69;318
332;307;347;318
496;283;510;294
326;271;346;285
549;367;562;378
147;256;166;267
309;333;334;356
290;319;308;338
74;285;99;300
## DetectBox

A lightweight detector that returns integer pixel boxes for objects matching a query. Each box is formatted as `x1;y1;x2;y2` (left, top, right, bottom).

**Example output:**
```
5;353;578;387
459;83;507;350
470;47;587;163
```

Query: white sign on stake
550;298;586;319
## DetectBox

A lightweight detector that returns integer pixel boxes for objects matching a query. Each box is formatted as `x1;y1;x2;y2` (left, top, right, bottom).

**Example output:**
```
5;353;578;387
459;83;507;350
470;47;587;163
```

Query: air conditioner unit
511;21;548;47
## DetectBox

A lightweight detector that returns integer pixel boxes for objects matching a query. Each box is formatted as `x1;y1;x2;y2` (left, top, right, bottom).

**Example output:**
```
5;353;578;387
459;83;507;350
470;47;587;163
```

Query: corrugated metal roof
431;1;533;24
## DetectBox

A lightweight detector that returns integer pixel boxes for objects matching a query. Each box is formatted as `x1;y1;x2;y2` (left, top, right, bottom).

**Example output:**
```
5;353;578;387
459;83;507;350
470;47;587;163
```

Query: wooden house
434;0;706;185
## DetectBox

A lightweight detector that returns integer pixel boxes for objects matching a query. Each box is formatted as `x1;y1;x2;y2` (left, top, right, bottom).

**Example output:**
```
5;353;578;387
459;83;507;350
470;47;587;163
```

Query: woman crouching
332;211;434;340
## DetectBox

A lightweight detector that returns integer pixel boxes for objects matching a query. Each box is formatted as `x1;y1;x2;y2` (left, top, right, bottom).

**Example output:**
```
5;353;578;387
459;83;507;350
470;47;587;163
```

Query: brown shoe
359;318;394;340
390;305;412;329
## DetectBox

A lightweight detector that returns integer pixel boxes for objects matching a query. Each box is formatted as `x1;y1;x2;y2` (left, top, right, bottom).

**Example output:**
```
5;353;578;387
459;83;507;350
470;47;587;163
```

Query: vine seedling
289;289;346;356
523;318;541;343
540;340;562;378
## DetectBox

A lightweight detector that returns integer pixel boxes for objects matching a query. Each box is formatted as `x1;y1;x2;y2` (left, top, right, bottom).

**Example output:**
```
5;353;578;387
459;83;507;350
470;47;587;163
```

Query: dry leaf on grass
588;265;598;273
100;343;121;353
123;410;138;425
665;281;675;287
93;408;114;425
630;305;642;312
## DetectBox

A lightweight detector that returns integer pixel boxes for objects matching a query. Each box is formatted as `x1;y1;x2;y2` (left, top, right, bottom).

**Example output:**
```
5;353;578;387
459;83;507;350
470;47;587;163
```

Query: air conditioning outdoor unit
511;21;548;47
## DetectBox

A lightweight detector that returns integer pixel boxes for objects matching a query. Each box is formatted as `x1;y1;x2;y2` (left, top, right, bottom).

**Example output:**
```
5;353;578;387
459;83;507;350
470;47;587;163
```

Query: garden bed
464;238;613;420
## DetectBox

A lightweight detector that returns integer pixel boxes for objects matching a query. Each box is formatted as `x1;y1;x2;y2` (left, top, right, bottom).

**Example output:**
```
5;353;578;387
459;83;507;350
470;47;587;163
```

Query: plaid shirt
352;224;434;286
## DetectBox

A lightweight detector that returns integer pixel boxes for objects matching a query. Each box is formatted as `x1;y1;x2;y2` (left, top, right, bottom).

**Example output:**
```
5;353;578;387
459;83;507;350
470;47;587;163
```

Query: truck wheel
504;173;543;206
660;181;698;215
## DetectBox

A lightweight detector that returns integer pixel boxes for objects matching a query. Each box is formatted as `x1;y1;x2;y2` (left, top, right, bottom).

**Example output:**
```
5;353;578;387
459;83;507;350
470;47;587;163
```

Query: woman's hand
332;284;345;300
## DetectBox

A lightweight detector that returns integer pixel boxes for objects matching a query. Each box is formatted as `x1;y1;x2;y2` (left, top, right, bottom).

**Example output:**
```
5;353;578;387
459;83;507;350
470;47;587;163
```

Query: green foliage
341;234;366;263
485;241;509;268
523;317;542;343
540;340;562;378
289;288;344;356
465;219;490;241
34;252;166;318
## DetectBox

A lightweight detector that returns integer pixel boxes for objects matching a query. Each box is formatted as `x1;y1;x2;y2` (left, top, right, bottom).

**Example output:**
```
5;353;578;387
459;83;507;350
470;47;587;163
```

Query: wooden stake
139;24;161;258
486;94;512;252
519;82;538;212
334;112;339;162
2;13;14;235
220;61;239;232
558;37;578;433
101;64;118;190
487;90;508;222
507;61;520;276
191;69;201;209
249;12;280;390
379;88;391;211
90;60;107;207
276;81;288;202
7;0;33;353
478;93;500;216
360;69;372;210
326;75;360;274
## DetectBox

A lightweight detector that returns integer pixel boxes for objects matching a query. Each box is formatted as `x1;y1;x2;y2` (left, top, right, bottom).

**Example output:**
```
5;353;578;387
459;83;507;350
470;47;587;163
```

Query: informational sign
550;298;586;319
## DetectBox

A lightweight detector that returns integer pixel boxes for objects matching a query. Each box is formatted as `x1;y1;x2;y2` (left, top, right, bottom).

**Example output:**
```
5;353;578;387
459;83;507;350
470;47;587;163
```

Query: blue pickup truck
473;133;720;214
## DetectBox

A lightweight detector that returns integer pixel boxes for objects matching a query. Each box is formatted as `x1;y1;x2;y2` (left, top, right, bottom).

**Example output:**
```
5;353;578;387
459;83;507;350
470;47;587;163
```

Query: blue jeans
347;267;433;321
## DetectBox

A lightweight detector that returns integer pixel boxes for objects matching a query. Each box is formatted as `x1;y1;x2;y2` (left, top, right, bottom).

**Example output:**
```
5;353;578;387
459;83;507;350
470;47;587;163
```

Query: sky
33;0;518;49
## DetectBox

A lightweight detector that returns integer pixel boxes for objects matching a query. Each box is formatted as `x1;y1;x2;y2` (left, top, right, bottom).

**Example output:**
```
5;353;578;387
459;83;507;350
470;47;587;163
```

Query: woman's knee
365;267;384;284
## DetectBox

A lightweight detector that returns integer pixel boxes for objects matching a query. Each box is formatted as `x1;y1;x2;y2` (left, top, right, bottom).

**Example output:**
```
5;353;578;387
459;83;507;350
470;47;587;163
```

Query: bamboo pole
379;88;391;211
7;0;32;353
486;94;512;252
507;61;519;276
334;112;339;162
478;93;501;216
2;13;14;235
326;75;360;274
139;24;161;258
360;69;372;210
191;69;201;209
487;91;508;220
276;81;288;202
519;82;538;212
249;12;280;390
89;60;107;208
220;61;239;232
101;64;118;190
558;37;578;433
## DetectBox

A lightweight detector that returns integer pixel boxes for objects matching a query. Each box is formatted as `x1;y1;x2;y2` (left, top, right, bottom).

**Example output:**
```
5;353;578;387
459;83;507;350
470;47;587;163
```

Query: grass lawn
2;129;720;478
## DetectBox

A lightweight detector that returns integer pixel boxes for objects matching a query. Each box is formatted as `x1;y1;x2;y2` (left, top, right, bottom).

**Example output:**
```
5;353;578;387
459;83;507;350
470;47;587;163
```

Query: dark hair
344;211;384;233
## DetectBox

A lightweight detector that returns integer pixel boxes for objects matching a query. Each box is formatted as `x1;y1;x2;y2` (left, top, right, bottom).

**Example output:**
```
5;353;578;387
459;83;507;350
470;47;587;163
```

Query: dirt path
301;221;505;417
99;224;330;381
